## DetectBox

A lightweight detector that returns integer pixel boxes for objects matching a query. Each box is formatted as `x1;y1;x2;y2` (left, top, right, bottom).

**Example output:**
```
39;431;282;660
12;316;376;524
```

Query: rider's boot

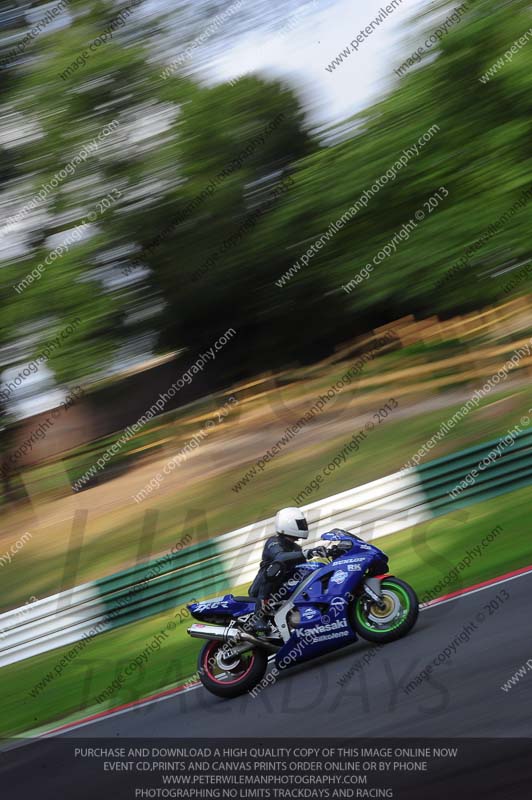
251;600;271;634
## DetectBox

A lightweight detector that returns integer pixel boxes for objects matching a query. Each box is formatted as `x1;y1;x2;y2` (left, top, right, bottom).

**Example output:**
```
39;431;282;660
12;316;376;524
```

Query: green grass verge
2;483;530;738
3;383;531;612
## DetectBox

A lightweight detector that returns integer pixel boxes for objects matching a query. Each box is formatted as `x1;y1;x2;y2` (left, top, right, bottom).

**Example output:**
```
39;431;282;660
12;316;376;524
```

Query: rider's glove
306;546;328;559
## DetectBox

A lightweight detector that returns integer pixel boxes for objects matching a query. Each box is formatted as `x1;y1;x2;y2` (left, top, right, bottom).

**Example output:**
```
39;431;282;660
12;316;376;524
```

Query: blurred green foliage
0;0;531;388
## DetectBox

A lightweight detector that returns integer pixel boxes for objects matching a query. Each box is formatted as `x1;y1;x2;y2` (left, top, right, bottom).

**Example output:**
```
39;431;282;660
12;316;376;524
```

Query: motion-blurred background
0;0;531;734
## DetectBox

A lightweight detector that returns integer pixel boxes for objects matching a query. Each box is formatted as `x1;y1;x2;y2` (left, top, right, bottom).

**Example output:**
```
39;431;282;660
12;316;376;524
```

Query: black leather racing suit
248;534;306;624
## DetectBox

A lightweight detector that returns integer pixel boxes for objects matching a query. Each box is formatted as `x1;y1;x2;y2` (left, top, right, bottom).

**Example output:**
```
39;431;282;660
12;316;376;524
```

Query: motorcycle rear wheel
351;577;419;643
198;640;268;698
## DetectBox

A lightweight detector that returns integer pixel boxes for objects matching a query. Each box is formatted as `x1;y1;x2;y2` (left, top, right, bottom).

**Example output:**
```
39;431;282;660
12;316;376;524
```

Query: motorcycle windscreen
321;530;388;560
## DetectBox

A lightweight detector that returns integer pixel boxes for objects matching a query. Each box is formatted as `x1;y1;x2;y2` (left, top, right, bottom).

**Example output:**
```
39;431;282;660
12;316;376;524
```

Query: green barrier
415;428;532;516
3;428;532;667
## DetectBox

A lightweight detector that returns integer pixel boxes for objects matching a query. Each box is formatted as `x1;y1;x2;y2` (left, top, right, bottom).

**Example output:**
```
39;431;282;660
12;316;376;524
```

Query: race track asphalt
2;570;532;800
60;568;532;738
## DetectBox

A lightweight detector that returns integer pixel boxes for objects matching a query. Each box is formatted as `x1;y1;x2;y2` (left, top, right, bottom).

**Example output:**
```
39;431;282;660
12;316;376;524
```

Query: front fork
362;576;386;610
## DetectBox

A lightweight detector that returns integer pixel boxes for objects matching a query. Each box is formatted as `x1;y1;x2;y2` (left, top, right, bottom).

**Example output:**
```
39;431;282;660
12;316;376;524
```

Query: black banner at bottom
1;738;530;800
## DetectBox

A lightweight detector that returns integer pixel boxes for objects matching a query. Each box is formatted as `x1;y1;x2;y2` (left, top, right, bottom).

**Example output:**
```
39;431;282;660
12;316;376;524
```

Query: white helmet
275;507;309;539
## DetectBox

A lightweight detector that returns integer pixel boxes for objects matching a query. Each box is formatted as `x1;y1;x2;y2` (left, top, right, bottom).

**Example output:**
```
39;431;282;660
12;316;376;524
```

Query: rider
248;507;326;633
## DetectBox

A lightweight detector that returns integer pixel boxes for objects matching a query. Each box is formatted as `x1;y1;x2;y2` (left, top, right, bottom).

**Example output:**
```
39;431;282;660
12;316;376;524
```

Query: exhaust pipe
240;631;279;652
188;623;232;642
187;623;279;652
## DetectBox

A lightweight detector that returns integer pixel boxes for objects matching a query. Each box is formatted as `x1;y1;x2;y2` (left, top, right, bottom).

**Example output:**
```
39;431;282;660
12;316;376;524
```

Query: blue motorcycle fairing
188;595;256;620
295;561;322;572
188;564;326;620
275;609;356;667
188;531;388;637
274;543;387;670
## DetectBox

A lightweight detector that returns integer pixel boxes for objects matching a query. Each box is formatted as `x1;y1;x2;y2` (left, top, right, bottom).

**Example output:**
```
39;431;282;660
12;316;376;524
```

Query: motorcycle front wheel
197;640;268;698
351;577;419;643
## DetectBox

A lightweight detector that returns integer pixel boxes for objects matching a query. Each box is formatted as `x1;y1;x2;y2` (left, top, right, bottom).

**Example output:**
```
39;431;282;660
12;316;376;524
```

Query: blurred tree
254;0;532;335
1;0;531;393
0;1;320;384
0;0;170;381
124;75;321;378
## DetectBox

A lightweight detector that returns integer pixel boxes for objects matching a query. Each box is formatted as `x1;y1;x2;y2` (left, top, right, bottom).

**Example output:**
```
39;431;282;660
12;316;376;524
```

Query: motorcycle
186;528;419;698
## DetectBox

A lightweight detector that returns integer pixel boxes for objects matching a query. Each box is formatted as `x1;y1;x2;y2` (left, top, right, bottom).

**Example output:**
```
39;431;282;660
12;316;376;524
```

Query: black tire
197;640;268;698
350;577;419;643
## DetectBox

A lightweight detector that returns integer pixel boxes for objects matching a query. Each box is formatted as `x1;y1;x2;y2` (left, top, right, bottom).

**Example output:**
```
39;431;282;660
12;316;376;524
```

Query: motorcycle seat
231;595;255;602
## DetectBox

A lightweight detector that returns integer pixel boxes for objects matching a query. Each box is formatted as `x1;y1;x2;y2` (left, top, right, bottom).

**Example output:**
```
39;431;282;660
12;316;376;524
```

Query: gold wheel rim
369;595;395;619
